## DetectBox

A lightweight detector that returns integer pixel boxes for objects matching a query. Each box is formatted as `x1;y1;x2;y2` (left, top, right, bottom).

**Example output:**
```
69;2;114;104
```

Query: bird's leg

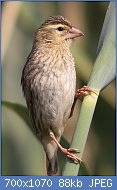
69;98;77;118
50;132;82;164
69;85;97;118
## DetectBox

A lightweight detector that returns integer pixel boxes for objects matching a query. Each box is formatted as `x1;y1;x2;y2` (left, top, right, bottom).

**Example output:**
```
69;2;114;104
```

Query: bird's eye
57;27;64;31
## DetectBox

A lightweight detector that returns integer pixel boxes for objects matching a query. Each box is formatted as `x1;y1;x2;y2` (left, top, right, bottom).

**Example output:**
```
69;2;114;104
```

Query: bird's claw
67;148;80;153
62;148;82;164
66;150;82;164
75;85;97;101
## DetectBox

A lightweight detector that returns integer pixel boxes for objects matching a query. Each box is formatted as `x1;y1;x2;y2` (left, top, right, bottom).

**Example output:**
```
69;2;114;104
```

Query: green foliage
2;101;32;129
88;2;116;89
2;101;46;175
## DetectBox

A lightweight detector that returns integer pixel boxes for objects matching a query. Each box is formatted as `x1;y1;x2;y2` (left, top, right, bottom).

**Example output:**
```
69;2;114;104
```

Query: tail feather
47;153;58;175
42;134;60;175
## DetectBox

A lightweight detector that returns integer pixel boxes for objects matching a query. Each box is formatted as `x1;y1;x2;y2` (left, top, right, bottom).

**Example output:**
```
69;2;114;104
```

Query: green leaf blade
88;2;116;90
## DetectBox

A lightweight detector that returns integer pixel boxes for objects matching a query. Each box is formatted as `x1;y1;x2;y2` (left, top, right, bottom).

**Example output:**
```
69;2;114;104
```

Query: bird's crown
41;15;72;29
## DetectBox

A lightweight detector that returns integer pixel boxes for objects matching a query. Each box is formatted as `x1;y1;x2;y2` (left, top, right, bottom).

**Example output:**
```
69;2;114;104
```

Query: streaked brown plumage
21;15;84;175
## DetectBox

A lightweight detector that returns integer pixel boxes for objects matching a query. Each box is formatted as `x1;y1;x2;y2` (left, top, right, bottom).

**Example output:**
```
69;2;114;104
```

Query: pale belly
33;64;76;135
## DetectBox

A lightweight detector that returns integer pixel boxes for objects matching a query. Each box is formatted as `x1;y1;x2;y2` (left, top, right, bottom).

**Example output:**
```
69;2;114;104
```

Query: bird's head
35;15;84;46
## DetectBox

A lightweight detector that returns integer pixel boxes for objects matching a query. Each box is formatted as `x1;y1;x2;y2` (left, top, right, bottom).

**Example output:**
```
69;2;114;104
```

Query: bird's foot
61;147;82;164
69;86;97;118
50;132;82;164
75;85;97;101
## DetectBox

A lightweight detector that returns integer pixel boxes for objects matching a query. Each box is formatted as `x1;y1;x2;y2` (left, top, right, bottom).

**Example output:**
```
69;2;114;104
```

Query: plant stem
62;89;100;176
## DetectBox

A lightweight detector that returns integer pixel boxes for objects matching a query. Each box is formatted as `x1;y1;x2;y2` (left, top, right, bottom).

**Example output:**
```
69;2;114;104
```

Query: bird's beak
66;26;84;39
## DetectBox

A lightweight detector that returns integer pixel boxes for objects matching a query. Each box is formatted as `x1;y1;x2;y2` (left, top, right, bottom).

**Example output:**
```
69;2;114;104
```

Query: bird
21;15;85;176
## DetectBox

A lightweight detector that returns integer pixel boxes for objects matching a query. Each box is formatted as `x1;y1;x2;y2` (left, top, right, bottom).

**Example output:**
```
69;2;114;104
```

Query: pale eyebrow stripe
45;24;69;29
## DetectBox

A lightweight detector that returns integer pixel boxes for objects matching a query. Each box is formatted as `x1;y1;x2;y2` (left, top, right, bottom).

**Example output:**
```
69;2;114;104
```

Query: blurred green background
2;1;115;175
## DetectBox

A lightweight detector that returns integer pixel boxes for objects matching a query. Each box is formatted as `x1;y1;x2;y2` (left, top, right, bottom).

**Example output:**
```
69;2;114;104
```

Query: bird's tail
42;136;59;176
46;152;58;176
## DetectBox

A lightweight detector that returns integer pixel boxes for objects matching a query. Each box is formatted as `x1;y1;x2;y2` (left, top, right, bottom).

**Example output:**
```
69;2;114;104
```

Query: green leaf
2;101;32;129
2;101;46;175
88;2;115;90
78;163;91;176
62;2;115;176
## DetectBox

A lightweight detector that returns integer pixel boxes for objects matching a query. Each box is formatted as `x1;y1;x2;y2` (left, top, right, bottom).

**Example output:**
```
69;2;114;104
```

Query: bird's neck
30;40;74;70
33;39;72;56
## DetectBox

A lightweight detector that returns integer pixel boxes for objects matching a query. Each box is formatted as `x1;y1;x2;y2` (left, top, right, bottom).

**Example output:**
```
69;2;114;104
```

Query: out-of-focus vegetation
2;1;115;176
